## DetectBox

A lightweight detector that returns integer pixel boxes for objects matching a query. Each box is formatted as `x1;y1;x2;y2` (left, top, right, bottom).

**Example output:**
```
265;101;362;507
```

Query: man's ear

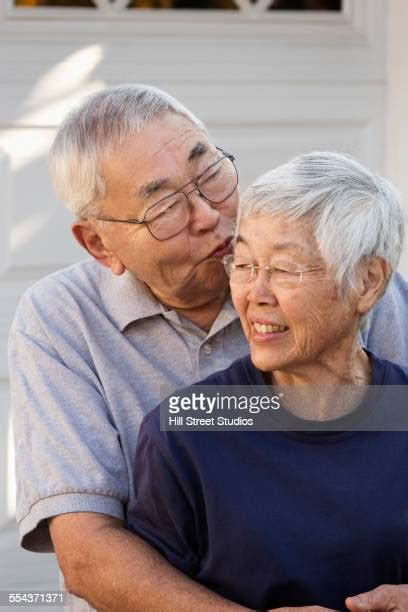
71;221;125;276
356;257;389;316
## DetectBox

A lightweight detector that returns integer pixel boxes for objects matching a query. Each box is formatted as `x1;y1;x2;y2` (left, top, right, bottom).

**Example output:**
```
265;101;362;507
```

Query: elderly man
8;84;408;612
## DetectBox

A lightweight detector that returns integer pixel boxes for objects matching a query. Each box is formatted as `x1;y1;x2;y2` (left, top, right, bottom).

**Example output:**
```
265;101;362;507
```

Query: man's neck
172;291;228;332
153;287;229;333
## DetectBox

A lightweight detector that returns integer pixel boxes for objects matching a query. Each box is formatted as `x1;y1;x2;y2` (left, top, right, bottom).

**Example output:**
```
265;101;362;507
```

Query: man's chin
199;265;229;291
175;267;229;304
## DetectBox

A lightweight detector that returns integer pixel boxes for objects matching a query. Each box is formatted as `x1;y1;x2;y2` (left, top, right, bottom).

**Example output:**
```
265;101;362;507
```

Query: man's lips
207;237;233;259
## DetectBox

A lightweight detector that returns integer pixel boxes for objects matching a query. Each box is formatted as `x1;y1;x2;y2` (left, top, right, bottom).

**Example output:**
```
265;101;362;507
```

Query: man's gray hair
49;84;205;218
239;151;405;295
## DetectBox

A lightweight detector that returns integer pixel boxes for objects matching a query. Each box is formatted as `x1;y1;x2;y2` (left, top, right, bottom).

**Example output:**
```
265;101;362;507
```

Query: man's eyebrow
188;141;209;162
138;142;210;199
138;178;169;199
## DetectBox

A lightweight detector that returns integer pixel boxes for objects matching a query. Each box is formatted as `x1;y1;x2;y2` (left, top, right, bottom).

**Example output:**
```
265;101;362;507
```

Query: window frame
0;0;373;44
4;0;349;23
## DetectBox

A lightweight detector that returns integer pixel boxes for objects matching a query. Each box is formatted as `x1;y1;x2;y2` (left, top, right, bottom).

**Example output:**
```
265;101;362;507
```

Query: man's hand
345;585;408;611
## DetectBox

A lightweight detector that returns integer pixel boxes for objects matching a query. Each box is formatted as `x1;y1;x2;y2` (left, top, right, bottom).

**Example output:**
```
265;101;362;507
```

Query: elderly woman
127;152;408;612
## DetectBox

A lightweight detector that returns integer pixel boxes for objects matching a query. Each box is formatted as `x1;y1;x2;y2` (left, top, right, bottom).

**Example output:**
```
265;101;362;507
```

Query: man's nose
187;189;219;233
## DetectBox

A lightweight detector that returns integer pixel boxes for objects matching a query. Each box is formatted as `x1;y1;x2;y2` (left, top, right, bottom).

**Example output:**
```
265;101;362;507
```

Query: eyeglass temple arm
216;146;235;162
94;216;146;225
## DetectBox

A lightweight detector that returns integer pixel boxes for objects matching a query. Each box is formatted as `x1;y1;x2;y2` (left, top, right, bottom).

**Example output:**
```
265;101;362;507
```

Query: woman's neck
269;341;372;421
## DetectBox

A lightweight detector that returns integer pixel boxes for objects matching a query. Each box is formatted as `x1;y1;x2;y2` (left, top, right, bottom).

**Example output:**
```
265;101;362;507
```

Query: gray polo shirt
8;258;248;552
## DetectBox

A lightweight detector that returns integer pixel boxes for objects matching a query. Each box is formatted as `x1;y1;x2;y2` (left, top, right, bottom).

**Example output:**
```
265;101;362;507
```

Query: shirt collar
98;265;165;331
97;263;239;334
208;293;239;338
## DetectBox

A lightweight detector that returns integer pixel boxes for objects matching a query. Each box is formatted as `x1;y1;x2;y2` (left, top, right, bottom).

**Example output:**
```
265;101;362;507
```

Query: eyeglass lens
225;259;304;289
196;156;238;203
145;156;237;240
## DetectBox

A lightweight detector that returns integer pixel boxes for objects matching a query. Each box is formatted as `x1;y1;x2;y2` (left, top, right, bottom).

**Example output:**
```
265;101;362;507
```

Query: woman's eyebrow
235;237;309;256
268;241;304;252
235;236;302;251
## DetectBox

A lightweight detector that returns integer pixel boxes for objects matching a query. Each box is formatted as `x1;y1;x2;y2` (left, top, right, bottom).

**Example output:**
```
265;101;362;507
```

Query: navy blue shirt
128;353;408;611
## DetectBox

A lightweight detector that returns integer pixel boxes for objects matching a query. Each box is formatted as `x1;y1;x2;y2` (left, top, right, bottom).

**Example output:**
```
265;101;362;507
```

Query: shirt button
203;343;212;355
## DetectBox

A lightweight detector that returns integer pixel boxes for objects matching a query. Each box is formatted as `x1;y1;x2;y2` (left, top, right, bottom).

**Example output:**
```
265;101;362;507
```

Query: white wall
0;0;396;526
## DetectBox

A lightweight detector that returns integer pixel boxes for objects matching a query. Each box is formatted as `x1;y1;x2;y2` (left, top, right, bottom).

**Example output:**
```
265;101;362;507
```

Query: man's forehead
131;112;207;157
100;115;215;208
136;131;214;200
137;141;210;199
113;113;208;162
146;113;207;152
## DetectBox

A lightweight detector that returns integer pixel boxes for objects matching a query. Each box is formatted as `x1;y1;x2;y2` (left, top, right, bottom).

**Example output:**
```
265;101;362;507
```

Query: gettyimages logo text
168;391;282;415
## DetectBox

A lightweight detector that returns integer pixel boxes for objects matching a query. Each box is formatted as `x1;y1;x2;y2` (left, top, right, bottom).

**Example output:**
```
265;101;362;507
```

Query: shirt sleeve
362;270;408;369
8;283;129;552
127;413;201;577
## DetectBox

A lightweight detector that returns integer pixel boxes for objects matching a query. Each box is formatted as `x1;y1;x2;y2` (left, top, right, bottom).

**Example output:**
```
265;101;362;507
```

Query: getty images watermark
159;385;408;432
164;387;283;429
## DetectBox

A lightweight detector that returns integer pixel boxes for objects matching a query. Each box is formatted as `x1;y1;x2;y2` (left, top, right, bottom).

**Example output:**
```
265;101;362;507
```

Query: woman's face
231;213;361;373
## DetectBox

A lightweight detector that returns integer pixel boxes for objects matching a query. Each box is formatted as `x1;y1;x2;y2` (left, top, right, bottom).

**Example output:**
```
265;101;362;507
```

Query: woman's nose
247;270;279;306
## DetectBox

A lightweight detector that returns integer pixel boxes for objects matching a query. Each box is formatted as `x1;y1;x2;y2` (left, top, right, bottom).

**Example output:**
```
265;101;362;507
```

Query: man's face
97;112;238;308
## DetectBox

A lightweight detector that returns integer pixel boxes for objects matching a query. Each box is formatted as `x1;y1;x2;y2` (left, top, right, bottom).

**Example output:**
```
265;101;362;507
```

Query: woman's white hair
49;83;205;218
239;151;405;296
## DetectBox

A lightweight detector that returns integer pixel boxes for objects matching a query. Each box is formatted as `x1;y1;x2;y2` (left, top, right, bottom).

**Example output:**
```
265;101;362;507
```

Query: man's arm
8;283;249;610
49;513;249;612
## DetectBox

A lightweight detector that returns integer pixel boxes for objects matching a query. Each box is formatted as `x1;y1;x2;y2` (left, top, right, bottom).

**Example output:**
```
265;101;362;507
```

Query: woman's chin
250;345;289;374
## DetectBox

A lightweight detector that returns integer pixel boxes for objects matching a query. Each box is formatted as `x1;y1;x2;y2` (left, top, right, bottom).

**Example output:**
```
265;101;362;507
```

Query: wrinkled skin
231;213;372;386
345;584;408;611
73;112;238;329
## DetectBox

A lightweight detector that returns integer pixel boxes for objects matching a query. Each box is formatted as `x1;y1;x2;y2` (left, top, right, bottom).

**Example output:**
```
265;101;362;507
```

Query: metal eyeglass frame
223;254;323;286
88;147;237;241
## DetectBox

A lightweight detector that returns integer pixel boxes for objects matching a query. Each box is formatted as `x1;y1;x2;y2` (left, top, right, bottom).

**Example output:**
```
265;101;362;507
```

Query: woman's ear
71;221;126;276
356;257;389;316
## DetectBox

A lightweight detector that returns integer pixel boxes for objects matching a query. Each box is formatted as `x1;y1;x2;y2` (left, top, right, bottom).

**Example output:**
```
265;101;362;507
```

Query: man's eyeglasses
223;254;322;289
88;148;238;241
